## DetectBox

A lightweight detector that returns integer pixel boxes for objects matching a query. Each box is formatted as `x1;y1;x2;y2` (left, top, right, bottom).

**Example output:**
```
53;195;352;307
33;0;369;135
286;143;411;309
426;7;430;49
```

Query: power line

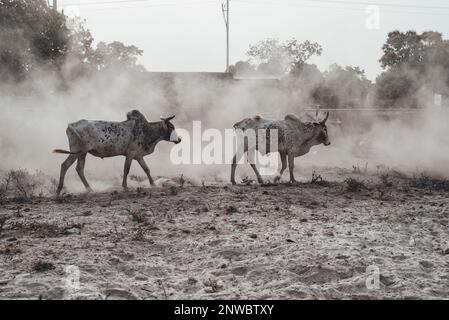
62;0;219;6
63;0;449;11
235;0;449;11
63;0;162;6
61;0;449;16
64;1;218;11
233;0;449;16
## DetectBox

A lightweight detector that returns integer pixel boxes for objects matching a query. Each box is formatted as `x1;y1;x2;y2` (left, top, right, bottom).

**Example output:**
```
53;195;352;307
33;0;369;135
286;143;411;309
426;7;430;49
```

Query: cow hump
126;110;147;122
284;114;301;123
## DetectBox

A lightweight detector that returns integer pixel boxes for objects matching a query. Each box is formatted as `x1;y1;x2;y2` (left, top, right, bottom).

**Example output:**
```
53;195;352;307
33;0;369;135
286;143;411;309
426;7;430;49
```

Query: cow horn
161;115;175;122
320;111;329;123
315;105;321;120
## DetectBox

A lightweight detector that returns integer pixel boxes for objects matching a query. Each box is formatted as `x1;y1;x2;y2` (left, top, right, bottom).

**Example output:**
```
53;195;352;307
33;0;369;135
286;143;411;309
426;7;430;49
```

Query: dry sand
0;168;448;300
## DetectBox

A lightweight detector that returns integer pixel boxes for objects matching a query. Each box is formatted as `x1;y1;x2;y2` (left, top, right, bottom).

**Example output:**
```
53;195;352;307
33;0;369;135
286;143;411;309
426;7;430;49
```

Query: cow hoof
231;180;237;185
273;176;281;183
257;179;264;184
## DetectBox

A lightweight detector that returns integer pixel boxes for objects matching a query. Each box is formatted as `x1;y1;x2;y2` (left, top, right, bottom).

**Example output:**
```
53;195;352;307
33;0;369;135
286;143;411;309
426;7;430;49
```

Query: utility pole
221;0;230;72
53;0;57;11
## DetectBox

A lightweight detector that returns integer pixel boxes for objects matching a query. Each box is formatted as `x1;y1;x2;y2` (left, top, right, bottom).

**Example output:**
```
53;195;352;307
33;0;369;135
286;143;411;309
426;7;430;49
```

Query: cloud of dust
1;56;449;193
0;70;311;188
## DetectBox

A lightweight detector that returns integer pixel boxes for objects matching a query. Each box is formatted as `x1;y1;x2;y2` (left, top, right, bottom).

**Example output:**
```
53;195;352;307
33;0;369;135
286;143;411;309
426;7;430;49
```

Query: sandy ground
0;168;448;300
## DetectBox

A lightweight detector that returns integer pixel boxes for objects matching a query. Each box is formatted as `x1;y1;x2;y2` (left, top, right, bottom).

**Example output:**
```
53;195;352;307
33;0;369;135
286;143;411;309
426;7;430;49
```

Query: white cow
53;110;181;194
231;112;331;184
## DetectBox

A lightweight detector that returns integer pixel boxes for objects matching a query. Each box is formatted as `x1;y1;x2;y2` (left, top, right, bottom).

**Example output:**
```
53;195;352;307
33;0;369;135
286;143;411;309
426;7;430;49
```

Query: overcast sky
60;0;449;80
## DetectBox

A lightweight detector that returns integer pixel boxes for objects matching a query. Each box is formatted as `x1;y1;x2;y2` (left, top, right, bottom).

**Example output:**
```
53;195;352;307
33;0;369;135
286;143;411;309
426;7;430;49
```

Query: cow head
233;115;263;131
312;112;331;146
160;115;181;144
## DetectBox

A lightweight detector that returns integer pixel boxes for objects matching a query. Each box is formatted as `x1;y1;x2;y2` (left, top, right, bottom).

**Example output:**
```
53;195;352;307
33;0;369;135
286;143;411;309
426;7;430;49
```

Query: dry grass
409;173;449;191
0;169;59;201
344;177;368;192
31;260;55;272
0;215;8;237
126;208;147;223
310;171;330;186
7;170;38;200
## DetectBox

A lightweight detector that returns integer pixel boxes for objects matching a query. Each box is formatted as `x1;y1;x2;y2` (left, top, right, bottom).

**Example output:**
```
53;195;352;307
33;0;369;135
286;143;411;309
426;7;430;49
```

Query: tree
1;1;145;84
63;18;145;78
376;30;449;106
380;31;427;71
314;64;373;107
375;68;418;107
246;38;322;75
0;0;69;80
91;41;144;72
228;60;257;77
285;39;323;72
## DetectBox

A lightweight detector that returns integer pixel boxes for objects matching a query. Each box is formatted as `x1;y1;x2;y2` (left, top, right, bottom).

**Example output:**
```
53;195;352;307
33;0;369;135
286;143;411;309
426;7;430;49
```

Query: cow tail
53;149;76;154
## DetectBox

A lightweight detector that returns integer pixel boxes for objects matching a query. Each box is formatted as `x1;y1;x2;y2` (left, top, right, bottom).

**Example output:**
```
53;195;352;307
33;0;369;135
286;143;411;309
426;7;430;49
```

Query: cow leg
137;157;155;186
231;150;246;185
288;153;297;183
122;156;133;190
230;154;239;185
250;163;264;184
56;154;78;195
280;152;287;175
76;153;93;193
274;152;287;183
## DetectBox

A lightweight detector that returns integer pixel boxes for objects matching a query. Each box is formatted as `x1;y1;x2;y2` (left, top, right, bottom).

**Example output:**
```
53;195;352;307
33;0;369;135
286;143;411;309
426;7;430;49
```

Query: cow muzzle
324;141;331;146
170;131;181;144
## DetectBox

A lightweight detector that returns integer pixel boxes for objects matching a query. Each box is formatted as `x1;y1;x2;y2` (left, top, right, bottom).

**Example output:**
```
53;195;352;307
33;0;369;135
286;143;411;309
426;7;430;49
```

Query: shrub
344;177;367;192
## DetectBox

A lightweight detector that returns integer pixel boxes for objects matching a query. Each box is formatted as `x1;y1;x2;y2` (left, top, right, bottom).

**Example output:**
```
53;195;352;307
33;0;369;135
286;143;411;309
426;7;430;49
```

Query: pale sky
60;0;449;80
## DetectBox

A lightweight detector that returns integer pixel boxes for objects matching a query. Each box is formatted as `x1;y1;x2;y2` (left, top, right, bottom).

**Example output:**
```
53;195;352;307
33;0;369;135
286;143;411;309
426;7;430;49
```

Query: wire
63;0;449;11
235;0;449;11
62;0;218;11
233;0;449;16
62;0;449;16
62;0;219;6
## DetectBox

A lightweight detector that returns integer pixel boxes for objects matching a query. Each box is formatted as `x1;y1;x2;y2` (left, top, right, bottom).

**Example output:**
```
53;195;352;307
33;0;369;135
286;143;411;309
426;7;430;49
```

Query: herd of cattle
53;110;331;194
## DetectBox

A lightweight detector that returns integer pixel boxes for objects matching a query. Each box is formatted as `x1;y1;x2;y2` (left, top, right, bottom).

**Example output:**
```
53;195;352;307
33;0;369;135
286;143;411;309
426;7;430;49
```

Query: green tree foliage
228;60;256;77
375;68;418;107
92;41;144;72
231;38;322;76
284;39;323;73
376;30;449;106
0;0;145;83
230;37;372;107
313;64;373;108
0;0;69;80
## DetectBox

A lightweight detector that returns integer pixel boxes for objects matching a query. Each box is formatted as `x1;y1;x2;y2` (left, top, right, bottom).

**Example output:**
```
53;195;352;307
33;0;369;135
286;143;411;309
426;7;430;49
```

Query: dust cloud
1;63;449;193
